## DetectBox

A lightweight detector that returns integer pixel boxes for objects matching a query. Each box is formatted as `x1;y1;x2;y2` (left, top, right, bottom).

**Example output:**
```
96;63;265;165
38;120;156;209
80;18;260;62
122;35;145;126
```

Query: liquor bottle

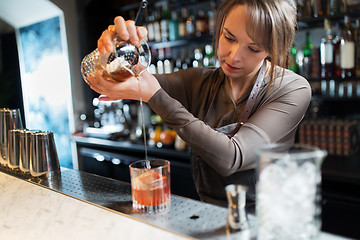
312;0;324;18
301;32;313;79
160;2;171;42
169;10;179;41
192;48;203;68
333;22;342;77
288;44;299;73
355;18;360;77
164;48;174;74
149;48;158;74
203;44;215;67
195;10;209;37
327;0;346;16
153;9;162;42
178;8;187;38
208;0;217;35
157;48;165;74
297;0;312;19
186;10;195;37
340;16;356;79
320;18;335;79
146;13;155;42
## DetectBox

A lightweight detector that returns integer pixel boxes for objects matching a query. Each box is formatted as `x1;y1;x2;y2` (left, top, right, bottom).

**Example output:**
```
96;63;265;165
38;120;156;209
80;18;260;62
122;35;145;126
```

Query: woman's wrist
141;70;161;102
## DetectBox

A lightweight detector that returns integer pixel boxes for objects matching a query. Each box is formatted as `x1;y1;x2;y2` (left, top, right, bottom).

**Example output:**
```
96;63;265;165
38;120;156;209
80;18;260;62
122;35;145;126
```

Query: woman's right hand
97;16;148;55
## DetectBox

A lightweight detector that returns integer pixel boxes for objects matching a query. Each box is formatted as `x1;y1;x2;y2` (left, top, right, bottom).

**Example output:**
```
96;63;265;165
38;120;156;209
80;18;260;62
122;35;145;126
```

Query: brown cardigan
148;66;311;207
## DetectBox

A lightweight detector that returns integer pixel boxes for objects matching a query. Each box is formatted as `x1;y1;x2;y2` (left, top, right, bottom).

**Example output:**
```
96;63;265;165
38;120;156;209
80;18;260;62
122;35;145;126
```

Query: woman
86;0;311;212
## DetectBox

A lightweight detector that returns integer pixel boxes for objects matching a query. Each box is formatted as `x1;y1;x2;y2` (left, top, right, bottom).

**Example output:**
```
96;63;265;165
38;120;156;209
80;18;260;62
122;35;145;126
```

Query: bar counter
0;166;350;240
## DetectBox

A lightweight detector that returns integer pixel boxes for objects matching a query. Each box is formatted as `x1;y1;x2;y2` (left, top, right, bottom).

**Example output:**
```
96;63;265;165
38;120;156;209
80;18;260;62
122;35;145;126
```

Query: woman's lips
225;62;241;71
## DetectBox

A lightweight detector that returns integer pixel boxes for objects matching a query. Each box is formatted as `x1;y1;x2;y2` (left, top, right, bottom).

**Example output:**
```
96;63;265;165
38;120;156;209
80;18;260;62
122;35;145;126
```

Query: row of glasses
0;108;60;177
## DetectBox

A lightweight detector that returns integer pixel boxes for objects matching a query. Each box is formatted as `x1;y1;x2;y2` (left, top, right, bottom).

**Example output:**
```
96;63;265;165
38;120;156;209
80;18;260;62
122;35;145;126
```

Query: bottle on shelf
340;15;356;79
192;48;203;68
355;18;360;77
297;0;312;19
333;22;342;77
160;2;171;42
300;32;313;79
203;44;215;67
208;0;217;36
164;48;174;74
320;18;335;79
327;0;346;16
153;9;162;42
186;10;196;37
146;13;155;42
312;0;324;18
149;48;158;74
195;10;209;37
178;8;187;38
157;48;165;74
169;10;179;41
288;44;299;73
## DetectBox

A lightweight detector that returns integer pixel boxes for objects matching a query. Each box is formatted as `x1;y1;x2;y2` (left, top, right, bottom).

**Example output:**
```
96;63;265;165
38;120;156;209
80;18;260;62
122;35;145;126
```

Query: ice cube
133;170;166;190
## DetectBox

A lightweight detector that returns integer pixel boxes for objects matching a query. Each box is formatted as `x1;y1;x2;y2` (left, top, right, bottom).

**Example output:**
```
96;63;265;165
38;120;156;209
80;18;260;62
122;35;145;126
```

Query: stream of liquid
135;74;151;169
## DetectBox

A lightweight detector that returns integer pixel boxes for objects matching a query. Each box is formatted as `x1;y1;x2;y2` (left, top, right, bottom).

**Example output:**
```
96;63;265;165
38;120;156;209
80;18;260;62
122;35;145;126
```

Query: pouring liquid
134;73;150;169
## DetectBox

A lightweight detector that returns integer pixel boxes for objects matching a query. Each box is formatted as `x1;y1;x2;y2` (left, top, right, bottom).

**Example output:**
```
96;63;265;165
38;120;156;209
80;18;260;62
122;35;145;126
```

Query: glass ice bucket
255;143;327;240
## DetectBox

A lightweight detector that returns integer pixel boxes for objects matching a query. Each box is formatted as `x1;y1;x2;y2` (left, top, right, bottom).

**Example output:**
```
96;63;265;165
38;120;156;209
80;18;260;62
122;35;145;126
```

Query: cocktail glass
129;159;170;213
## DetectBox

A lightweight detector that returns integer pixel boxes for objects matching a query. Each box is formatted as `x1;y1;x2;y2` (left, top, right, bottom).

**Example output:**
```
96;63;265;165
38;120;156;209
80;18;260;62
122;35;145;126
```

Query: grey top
148;66;311;206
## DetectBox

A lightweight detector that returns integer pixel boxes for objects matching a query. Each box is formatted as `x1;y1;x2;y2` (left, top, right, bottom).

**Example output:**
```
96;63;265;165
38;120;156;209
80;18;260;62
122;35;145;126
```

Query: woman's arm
148;74;311;176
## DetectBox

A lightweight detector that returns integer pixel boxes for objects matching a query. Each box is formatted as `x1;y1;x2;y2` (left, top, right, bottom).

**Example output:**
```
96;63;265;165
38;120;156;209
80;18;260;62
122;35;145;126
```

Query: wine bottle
301;32;313;79
288;44;299;73
340;16;356;79
320;18;335;79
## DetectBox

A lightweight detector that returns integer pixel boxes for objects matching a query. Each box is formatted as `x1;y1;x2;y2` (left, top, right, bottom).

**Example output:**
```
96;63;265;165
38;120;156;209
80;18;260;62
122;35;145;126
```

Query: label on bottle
178;22;186;37
324;43;334;64
147;23;155;41
340;42;355;69
160;19;169;41
154;22;161;42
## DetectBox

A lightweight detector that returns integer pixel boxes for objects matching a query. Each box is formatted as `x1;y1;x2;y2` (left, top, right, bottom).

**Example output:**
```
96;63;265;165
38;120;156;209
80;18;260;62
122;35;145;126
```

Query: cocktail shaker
0;109;23;166
80;0;150;82
30;131;60;177
20;129;41;173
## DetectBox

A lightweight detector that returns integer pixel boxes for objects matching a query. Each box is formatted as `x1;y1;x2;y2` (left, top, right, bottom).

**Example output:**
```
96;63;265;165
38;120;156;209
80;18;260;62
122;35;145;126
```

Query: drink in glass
129;159;170;213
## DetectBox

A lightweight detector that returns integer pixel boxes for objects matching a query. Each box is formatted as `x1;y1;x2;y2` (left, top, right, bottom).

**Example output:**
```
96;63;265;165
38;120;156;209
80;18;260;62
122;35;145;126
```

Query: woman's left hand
87;70;161;102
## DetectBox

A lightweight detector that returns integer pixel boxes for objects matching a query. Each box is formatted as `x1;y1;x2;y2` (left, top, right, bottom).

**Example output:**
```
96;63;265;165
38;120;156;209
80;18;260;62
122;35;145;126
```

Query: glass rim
256;143;327;159
129;159;170;169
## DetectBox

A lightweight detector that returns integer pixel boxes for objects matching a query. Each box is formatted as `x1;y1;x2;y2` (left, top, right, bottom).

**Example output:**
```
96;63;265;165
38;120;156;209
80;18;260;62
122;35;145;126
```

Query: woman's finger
137;26;148;41
114;16;130;41
98;28;116;54
125;20;140;46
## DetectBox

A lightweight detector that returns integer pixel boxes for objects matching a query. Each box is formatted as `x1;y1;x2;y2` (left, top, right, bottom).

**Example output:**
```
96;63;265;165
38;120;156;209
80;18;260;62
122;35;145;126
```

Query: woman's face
218;4;269;81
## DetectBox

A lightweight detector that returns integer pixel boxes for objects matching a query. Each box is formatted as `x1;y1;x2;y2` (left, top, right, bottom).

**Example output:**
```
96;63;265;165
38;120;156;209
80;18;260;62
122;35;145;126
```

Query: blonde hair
213;0;297;86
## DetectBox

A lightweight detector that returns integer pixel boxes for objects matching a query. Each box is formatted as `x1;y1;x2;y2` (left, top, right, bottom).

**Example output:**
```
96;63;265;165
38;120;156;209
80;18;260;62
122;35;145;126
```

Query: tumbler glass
129;159;170;213
255;143;327;240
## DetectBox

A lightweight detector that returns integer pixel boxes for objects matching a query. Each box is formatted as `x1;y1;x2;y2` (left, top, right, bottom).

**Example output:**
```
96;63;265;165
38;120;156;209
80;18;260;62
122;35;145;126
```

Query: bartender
85;0;311;212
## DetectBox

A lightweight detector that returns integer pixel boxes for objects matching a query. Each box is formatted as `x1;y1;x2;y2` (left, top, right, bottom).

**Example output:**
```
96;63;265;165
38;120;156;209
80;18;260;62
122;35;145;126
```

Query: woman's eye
249;47;260;53
224;35;235;41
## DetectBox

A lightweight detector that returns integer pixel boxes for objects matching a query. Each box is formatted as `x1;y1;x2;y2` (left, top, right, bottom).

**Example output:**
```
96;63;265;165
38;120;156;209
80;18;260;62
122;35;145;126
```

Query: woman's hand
87;70;161;103
98;16;148;55
86;16;159;102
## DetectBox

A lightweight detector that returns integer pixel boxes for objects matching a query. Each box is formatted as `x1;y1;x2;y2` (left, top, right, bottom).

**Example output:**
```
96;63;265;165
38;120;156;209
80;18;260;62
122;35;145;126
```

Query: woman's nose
229;44;243;61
